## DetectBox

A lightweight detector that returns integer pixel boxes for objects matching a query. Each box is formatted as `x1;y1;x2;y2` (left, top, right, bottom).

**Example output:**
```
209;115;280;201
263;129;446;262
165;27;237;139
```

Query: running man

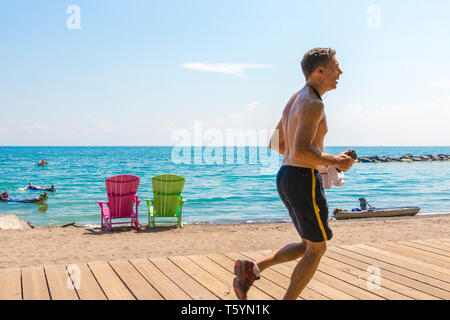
233;48;354;300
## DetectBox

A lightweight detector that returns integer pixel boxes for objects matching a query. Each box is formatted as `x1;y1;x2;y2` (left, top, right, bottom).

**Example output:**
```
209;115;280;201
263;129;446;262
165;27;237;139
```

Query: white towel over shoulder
318;166;345;190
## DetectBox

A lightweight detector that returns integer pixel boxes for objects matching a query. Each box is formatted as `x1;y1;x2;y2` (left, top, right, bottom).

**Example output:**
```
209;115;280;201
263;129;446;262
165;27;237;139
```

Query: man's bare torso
281;86;328;169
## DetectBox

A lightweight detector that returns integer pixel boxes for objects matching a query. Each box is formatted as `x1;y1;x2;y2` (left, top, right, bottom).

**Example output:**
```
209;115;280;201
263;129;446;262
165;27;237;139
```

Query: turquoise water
0;146;449;226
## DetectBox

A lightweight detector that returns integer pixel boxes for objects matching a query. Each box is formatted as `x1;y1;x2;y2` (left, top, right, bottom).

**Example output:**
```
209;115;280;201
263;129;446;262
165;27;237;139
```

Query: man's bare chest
316;114;328;138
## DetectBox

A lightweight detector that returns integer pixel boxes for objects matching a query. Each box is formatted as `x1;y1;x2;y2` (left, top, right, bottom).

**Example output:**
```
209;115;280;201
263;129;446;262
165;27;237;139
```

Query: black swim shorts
277;165;333;242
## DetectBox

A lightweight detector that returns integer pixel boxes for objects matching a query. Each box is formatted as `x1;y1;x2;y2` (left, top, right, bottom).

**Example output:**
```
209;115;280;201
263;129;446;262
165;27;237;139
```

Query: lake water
0;146;449;226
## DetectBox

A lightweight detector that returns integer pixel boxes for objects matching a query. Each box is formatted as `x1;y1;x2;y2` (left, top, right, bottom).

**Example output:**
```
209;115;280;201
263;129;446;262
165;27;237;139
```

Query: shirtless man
233;48;354;300
25;182;56;192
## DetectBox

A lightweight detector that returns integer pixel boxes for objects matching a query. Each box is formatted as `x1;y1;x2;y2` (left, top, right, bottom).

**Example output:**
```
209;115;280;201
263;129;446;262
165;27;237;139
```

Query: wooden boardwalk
1;238;450;300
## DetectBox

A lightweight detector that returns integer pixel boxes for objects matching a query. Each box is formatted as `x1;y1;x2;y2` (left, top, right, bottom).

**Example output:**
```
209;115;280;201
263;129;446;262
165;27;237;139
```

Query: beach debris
354;154;449;163
61;222;75;228
0;215;34;230
61;222;82;228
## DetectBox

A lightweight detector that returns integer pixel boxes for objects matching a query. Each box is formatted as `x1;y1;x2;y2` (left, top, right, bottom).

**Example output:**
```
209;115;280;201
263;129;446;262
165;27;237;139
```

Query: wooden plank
324;250;443;299
68;263;106;300
245;250;356;300
187;254;273;300
109;260;163;300
368;242;450;270
432;240;450;250
353;244;450;281
415;239;450;251
315;261;386;300
319;255;416;300
314;265;384;300
88;261;135;300
168;255;234;300
435;238;450;244
129;258;191;300
401;241;450;258
383;241;450;265
240;251;329;300
150;256;217;300
0;268;22;300
410;240;450;254
44;265;79;300
222;252;289;300
301;251;411;300
258;247;411;300
423;238;450;246
21;266;50;300
338;245;450;291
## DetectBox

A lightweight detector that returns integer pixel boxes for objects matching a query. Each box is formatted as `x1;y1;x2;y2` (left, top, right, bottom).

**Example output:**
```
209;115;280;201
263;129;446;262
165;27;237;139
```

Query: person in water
38;159;48;166
1;191;47;202
19;192;47;203
1;192;11;200
25;182;56;191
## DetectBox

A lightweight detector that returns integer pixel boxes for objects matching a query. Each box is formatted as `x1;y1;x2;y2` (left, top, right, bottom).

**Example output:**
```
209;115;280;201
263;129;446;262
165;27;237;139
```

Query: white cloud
87;116;113;133
181;62;271;77
132;120;178;135
23;122;49;134
69;117;114;135
243;102;260;112
326;94;450;146
433;80;450;89
225;102;272;128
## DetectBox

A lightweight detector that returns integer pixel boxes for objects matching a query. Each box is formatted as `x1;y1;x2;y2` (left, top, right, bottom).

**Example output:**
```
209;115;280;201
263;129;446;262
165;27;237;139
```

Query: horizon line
0;145;449;148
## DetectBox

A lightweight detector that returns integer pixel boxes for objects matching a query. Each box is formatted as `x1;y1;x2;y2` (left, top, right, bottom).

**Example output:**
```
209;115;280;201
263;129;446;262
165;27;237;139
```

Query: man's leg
233;241;307;300
283;239;326;300
256;241;307;273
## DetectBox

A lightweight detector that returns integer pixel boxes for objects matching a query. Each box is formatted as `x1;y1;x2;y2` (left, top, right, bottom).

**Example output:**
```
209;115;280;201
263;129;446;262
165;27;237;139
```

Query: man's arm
269;91;302;155
293;102;335;166
293;102;353;170
269;119;285;155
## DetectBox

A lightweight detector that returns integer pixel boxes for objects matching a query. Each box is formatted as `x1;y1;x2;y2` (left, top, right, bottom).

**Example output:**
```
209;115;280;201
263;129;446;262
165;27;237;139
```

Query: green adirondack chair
145;174;186;228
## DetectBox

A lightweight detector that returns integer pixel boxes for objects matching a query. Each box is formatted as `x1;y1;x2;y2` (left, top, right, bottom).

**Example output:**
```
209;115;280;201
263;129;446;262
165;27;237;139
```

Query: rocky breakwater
355;154;450;163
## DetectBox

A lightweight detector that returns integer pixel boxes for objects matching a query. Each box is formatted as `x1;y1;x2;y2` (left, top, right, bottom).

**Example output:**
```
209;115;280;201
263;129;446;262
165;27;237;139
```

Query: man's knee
305;240;327;258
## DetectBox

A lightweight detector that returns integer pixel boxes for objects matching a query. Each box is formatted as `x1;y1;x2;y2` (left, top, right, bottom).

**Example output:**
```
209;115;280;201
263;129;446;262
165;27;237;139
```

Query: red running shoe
233;260;259;300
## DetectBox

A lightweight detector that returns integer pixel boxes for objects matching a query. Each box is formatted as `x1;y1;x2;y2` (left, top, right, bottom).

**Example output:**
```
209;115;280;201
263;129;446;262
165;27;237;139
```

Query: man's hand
334;149;354;172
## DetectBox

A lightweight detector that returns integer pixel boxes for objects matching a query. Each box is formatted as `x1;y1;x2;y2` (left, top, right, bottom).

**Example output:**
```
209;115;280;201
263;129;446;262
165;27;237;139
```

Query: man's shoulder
296;95;324;113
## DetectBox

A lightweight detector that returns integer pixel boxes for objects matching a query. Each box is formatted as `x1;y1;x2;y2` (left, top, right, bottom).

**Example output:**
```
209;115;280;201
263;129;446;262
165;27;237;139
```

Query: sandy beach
1;213;449;269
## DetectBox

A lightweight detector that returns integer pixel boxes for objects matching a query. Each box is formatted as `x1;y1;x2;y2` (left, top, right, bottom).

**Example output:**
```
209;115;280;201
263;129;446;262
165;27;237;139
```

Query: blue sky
1;0;449;146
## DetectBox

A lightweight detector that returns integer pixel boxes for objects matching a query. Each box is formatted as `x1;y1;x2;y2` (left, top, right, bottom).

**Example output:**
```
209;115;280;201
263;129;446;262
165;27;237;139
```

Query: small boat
333;207;420;220
333;198;420;220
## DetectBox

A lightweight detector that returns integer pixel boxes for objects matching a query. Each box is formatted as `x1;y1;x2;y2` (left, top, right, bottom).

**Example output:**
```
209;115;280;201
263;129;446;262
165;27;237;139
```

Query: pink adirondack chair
95;175;141;231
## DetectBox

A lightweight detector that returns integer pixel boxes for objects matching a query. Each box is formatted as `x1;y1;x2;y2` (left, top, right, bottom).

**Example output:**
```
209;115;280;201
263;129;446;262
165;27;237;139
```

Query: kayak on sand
333;198;420;220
